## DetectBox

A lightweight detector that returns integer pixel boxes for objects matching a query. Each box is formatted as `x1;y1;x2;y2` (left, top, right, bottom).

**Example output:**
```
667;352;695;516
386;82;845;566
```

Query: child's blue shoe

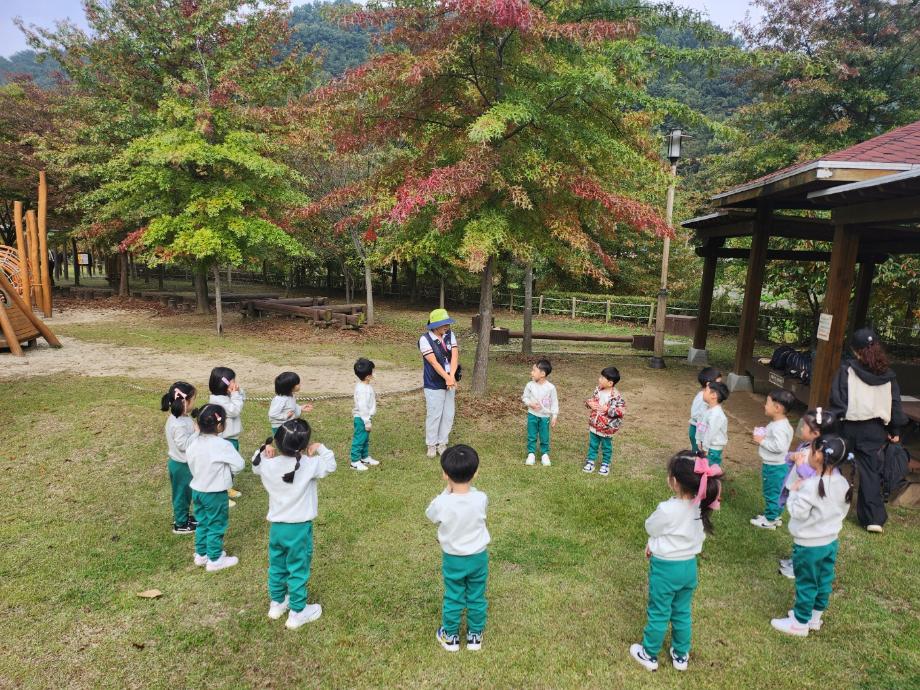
436;627;460;652
466;631;483;651
582;461;595;473
670;647;689;671
629;643;658;671
599;463;610;477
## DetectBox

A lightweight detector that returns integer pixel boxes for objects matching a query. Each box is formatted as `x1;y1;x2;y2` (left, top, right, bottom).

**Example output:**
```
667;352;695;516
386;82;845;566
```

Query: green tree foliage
290;1;370;79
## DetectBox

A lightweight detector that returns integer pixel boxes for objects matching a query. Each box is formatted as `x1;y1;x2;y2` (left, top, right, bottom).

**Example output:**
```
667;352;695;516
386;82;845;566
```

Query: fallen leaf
136;589;162;599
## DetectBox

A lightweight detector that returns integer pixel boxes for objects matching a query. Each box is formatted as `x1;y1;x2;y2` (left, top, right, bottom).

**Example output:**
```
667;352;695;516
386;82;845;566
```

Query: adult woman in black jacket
829;328;908;532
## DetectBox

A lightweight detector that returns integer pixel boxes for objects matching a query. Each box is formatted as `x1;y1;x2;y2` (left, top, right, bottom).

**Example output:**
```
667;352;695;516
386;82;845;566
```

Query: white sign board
817;313;833;341
77;253;90;266
769;371;785;387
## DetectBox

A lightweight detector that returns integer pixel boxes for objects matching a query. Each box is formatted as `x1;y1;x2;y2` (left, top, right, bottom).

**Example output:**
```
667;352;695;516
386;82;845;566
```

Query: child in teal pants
253;418;337;630
631;451;723;672
162;381;198;534
350;358;379;471
426;444;490;652
689;367;722;454
186;404;245;572
583;366;625;477
751;390;795;529
522;358;559;466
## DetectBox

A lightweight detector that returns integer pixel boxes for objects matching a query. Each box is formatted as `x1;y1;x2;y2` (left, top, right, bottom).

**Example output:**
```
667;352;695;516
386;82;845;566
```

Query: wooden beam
37;171;52;316
832;194;920;225
696;247;890;263
851;260;875;331
26;210;41;309
0;273;61;348
0;299;24;356
809;224;860;408
693;253;717;350
733;207;770;376
12;201;31;309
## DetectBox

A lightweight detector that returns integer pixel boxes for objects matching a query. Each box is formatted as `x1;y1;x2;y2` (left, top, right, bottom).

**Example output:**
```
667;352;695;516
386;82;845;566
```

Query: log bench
243;299;364;329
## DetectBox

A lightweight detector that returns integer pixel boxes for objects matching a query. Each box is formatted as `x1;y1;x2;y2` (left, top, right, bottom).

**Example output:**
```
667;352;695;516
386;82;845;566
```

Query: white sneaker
285;604;322;629
787;609;823;631
866;524;884;533
268;597;290;620
194;552;209;567
362;457;380;466
778;559;795;579
541;453;551;466
582;461;595;473
228;499;237;508
770;615;809;637
670;647;689;672
629;643;658;671
525;453;536;465
750;515;782;529
205;554;239;572
350;461;369;471
436;444;447;456
426;445;437;458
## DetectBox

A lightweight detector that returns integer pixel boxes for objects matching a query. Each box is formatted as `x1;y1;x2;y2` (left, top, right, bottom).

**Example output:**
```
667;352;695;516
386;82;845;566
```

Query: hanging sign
817;313;833;341
769;371;785;387
77;253;90;266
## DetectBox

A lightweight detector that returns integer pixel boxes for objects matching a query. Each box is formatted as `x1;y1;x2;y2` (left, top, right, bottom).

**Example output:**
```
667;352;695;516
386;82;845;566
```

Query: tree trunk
440;275;446;309
157;264;165;291
471;255;495;396
71;239;80;286
62;245;69;280
522;261;533;355
343;263;352;303
391;260;398;294
363;260;375;327
408;261;418;303
227;265;232;289
194;265;209;314
118;249;129;297
262;259;268;286
212;264;224;336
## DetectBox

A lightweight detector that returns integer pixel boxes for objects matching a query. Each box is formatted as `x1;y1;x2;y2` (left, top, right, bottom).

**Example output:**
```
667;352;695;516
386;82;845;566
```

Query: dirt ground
1;306;419;397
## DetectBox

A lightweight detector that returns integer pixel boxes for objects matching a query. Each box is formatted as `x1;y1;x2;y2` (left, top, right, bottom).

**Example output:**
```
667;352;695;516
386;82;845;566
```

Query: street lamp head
667;128;683;163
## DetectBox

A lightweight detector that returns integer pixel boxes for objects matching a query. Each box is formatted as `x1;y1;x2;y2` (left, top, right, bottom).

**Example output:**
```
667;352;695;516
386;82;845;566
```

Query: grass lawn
1;302;918;689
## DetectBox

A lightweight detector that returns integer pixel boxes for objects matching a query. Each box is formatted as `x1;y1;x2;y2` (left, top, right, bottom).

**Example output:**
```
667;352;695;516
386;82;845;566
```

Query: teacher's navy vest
422;331;453;390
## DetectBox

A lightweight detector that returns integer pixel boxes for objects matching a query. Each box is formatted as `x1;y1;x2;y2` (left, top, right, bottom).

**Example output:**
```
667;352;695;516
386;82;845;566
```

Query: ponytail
282;450;302;483
273;419;312;483
251;436;274;467
161;381;196;418
813;435;850;500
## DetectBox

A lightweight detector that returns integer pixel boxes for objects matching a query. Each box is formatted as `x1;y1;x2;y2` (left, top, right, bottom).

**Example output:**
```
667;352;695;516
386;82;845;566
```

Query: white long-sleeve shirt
522;380;559;419
696;405;728;452
426;488;490;556
758;418;794;465
788;472;850;547
209;390;245;439
688;390;707;426
165;414;197;463
352;382;377;424
252;444;337;523
645;497;706;560
187;434;246;492
268;395;302;427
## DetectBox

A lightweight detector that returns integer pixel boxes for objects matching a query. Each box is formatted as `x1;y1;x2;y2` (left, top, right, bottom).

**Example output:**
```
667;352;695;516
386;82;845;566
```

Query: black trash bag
879;442;910;502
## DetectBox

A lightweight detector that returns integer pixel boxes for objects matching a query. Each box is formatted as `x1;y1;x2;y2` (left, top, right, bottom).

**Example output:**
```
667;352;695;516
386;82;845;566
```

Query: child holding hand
583;366;625;477
521;358;558;466
208;366;245;501
162;381;198;535
750;389;796;530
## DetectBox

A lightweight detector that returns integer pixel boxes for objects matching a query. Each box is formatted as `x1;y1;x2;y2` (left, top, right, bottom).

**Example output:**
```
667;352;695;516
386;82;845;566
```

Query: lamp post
649;128;684;369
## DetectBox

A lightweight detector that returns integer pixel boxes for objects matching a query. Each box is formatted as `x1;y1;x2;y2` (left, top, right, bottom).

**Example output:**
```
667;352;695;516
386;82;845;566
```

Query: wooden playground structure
1;172;62;355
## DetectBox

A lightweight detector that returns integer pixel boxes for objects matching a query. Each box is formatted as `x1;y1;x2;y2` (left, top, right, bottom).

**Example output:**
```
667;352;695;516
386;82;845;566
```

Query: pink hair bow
693;456;723;509
174;389;187;400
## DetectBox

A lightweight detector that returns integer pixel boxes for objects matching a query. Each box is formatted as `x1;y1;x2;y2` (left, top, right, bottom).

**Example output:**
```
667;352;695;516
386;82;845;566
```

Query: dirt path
3;308;418;397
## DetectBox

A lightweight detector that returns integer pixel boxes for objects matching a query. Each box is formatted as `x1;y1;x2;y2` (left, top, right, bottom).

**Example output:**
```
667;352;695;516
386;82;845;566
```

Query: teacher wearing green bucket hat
418;308;460;458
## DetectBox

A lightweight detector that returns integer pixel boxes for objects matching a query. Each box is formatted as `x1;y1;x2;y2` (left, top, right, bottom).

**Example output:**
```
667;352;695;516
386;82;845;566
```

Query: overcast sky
1;0;764;58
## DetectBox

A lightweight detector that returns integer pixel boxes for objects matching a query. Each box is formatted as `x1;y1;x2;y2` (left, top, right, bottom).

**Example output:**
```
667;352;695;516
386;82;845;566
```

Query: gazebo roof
711;120;920;209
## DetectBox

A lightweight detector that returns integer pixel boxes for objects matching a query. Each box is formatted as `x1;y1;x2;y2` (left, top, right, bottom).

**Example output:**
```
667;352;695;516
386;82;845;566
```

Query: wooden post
732;207;770;378
13;202;31;308
38;171;51;316
571;296;576;319
647;301;654;327
0;273;61;347
693;253;718;350
605;299;611;324
538;294;543;316
0;297;24;355
522;262;533;355
809;224;859;408
851;260;875;332
26;211;41;309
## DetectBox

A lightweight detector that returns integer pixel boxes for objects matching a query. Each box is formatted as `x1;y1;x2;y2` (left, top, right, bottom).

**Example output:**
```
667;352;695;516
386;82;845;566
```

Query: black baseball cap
851;327;878;350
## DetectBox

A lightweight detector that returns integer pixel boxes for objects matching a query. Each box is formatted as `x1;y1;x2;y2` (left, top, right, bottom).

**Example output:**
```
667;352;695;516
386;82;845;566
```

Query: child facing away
426;444;490;653
521;358;559;466
771;435;851;637
630;451;723;673
778;408;839;579
688;367;722;454
350;358;379;471
750;389;796;529
583;366;626;477
252;419;337;630
162;381;199;535
208;366;245;501
695;381;729;466
268;371;314;433
187;404;246;572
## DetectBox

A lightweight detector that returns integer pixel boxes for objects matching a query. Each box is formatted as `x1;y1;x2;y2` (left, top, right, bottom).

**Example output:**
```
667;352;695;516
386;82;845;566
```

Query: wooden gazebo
684;120;920;408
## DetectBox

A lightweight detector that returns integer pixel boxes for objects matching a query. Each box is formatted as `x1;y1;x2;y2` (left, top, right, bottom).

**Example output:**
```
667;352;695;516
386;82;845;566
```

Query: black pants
842;420;888;527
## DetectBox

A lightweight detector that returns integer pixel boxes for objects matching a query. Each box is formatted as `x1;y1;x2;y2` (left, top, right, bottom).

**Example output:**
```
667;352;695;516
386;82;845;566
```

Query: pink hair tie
215;414;222;422
174;389;187;400
693;456;724;510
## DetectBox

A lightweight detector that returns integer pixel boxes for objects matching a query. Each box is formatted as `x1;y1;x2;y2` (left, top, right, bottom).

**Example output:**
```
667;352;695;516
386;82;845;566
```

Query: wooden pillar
26;211;41;309
851;259;875;331
13;202;31;308
809;224;860;408
732;207;770;379
693;253;718;350
38;170;52;316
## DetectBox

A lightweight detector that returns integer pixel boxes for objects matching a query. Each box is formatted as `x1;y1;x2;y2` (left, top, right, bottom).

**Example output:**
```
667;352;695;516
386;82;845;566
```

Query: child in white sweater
427;444;490;652
208;366;245;501
688;367;721;454
630;452;723;673
187;404;246;572
521;358;559;466
750;389;796;529
161;381;198;535
268;371;313;433
771;435;851;637
695;381;729;465
350;358;379;471
252;419;337;630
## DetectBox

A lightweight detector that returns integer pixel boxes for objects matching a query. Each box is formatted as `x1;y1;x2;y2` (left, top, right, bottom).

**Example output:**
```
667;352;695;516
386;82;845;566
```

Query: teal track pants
268;521;314;612
689;424;698;454
527;413;551;455
587;432;612;465
350;417;370;462
792;541;838;624
641;556;698;658
192;490;229;561
762;463;788;521
168;458;193;525
441;550;489;636
707;448;723;466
